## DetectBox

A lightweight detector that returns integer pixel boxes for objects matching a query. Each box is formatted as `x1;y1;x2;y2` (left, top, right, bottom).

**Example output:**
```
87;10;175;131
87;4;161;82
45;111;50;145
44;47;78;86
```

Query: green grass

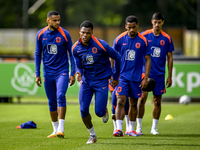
0;99;200;150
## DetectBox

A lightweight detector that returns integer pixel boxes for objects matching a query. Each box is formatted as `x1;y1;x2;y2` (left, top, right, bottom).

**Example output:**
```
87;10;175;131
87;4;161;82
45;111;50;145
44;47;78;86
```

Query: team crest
56;37;61;43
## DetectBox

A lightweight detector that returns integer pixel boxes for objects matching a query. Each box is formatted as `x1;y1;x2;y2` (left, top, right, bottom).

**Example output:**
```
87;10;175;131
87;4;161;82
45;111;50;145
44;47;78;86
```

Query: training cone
165;114;173;120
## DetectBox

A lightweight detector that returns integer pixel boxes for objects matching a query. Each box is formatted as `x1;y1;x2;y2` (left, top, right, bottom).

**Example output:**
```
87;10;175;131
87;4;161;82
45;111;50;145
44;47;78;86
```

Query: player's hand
36;77;42;87
76;72;82;82
69;75;75;86
112;80;119;88
140;77;148;89
166;76;172;88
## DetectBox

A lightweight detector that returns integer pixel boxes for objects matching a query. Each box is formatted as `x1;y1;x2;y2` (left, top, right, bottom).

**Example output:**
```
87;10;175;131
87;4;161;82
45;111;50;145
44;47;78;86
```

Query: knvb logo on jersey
11;63;38;95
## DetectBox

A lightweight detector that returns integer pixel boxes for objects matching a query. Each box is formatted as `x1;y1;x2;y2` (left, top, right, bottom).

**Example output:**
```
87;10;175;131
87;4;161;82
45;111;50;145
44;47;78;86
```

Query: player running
72;20;121;144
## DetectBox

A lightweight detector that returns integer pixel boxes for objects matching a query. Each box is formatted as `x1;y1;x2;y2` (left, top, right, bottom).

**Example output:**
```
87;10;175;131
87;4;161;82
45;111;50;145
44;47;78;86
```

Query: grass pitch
0;98;200;150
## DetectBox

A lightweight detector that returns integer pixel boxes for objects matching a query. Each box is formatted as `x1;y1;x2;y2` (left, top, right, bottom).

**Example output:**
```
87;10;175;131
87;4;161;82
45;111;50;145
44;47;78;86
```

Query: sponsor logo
123;43;127;45
148;40;152;42
11;63;38;95
151;46;161;57
125;50;135;61
47;44;57;54
43;38;47;40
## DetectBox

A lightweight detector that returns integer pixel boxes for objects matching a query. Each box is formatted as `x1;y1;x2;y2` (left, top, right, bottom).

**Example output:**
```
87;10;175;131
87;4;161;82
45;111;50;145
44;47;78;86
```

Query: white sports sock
129;121;136;131
113;120;117;131
152;119;159;129
136;118;143;129
52;121;58;134
57;119;65;133
87;127;96;136
125;115;129;131
116;120;123;131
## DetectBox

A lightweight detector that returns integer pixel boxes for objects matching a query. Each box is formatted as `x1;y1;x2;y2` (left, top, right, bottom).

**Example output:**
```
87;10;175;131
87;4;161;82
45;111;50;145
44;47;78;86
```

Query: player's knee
48;100;57;112
154;99;161;107
57;95;66;107
95;109;105;117
80;109;89;118
117;99;125;108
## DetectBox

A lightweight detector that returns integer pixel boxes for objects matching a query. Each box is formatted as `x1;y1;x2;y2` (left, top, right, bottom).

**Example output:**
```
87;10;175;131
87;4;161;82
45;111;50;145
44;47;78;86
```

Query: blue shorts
79;78;108;118
111;87;129;115
44;73;69;112
116;76;142;98
149;74;166;96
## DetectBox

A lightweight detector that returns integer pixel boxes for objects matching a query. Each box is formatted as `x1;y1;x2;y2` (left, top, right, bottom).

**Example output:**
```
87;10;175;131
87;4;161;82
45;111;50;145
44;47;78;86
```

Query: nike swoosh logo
138;93;142;96
123;43;127;45
148;40;152;42
43;38;47;40
103;86;107;89
77;50;81;53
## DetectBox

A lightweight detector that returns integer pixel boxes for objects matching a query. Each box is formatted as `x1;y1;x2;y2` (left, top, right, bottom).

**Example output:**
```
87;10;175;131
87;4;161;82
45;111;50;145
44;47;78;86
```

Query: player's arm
72;51;83;82
106;45;121;87
35;33;42;87
166;51;173;88
66;35;75;86
109;58;114;86
141;54;151;89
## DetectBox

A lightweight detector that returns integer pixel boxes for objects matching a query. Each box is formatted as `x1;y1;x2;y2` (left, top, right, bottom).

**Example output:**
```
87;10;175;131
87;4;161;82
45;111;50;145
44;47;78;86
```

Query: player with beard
35;10;75;138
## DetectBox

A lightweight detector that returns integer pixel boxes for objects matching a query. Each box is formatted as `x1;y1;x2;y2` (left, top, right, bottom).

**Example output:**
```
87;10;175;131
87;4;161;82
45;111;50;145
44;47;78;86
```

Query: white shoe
102;109;109;123
136;127;143;135
86;135;97;144
150;128;159;135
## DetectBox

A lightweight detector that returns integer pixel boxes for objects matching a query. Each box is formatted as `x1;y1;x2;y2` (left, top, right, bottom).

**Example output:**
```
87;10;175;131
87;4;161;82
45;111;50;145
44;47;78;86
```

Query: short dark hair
152;12;164;21
47;10;60;18
80;20;93;30
125;15;138;24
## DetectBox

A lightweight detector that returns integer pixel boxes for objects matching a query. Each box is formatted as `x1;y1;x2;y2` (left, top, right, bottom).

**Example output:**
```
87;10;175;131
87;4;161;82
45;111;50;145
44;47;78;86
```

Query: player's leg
136;91;148;134
128;97;139;136
114;78;129;137
93;79;109;122
44;75;58;138
55;73;69;138
79;80;97;144
111;88;117;132
128;81;142;137
124;97;129;135
150;94;162;135
150;74;165;135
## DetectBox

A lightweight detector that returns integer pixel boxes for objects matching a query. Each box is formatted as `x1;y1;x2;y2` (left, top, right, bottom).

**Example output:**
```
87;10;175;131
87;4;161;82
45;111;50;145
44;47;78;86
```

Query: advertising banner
0;62;80;97
0;61;200;98
164;62;200;98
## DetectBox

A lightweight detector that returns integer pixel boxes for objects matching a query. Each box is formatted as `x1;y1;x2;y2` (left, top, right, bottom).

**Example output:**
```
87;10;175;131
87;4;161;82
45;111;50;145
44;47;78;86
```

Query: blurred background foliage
0;0;198;29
